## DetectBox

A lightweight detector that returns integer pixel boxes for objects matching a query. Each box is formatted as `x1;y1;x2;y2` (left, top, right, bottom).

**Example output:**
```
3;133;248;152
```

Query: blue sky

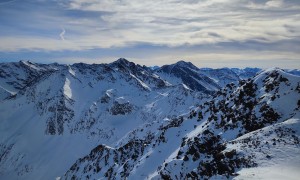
0;0;299;68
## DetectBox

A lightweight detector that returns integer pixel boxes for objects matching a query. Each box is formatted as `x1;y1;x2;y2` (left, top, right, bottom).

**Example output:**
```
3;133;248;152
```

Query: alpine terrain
0;59;299;180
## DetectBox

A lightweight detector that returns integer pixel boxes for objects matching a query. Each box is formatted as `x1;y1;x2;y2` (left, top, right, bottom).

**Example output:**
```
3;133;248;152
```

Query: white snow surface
232;119;300;180
63;78;72;98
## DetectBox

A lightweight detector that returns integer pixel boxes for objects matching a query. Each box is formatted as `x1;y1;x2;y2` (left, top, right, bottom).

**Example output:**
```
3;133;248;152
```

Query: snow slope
232;118;300;180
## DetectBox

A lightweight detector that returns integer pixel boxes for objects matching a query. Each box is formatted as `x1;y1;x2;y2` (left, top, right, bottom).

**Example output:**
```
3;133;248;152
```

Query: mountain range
0;59;299;179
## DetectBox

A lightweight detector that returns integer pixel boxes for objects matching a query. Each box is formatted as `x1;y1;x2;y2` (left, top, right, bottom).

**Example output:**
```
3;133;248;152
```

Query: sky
0;0;299;68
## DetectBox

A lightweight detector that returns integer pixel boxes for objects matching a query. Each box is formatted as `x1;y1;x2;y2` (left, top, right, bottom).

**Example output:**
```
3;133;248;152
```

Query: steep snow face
0;59;207;180
62;68;300;179
63;78;72;99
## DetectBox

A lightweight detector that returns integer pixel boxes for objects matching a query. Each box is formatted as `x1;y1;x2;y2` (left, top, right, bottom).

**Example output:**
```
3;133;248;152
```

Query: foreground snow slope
232;118;300;180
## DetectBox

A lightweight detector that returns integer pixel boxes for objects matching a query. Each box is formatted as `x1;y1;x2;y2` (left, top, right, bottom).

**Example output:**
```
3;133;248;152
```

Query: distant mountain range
0;59;299;179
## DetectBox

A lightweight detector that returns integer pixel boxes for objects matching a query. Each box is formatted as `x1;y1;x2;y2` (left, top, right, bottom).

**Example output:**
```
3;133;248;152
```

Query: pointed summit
110;58;138;73
174;60;198;70
110;58;139;70
158;60;199;75
113;58;131;65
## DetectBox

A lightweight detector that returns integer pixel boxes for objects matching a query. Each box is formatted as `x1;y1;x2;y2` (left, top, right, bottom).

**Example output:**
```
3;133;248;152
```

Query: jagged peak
109;58;155;76
113;58;132;65
109;58;140;71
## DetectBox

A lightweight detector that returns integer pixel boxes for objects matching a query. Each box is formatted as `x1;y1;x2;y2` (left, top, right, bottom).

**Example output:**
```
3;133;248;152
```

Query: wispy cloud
0;0;18;6
59;28;66;41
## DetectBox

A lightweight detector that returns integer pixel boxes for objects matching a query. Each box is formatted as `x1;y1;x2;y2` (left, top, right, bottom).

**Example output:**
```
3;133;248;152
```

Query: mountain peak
174;60;198;70
110;58;138;70
114;58;131;65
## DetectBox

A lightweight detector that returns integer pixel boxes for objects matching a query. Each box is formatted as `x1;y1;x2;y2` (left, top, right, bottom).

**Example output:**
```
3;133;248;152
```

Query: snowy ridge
0;59;299;179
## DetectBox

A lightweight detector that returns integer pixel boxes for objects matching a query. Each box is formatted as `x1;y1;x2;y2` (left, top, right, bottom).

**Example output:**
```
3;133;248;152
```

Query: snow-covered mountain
0;59;299;179
156;61;221;94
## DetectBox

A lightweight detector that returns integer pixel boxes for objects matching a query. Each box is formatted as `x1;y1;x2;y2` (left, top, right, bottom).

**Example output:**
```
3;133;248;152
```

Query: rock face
1;59;298;180
110;100;134;115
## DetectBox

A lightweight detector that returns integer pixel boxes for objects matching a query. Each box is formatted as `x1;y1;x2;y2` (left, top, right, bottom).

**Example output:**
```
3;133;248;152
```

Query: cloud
0;0;299;68
59;28;65;41
7;0;299;50
266;0;284;7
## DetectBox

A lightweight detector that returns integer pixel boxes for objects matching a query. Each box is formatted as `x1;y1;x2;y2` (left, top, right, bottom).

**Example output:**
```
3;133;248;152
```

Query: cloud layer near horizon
0;0;299;68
